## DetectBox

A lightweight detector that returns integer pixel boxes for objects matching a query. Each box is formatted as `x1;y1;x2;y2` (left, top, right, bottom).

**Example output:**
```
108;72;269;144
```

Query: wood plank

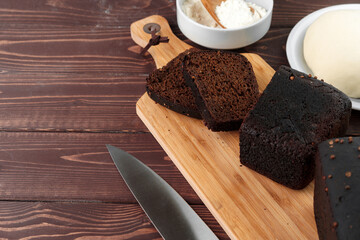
0;73;150;132
272;0;358;27
0;132;203;204
0;28;155;74
0;201;229;240
0;26;291;74
0;0;356;28
0;0;176;29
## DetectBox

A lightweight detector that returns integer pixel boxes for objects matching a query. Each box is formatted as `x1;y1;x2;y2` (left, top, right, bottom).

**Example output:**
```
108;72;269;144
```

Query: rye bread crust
240;65;352;189
315;137;360;240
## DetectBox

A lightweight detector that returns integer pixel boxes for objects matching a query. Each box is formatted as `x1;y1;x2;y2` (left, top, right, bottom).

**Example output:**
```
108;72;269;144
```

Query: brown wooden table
0;0;358;239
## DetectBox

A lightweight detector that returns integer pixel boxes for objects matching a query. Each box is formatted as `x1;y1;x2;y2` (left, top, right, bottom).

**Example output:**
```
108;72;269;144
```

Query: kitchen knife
106;145;219;240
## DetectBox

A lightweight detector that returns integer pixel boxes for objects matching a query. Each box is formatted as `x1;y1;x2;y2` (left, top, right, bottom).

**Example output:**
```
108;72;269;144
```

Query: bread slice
240;65;352;189
183;50;259;131
146;49;201;119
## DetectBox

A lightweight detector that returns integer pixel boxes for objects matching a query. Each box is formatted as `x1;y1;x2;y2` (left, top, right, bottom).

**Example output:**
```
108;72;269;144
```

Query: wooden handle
130;15;192;68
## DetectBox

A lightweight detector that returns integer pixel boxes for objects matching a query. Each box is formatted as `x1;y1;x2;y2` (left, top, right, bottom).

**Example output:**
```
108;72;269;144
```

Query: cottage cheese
215;0;267;28
182;0;221;28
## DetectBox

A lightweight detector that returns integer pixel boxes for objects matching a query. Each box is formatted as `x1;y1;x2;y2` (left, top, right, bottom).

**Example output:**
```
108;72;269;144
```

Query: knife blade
106;145;219;240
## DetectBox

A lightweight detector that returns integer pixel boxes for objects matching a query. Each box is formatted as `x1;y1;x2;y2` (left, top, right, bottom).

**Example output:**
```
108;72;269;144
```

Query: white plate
286;4;360;111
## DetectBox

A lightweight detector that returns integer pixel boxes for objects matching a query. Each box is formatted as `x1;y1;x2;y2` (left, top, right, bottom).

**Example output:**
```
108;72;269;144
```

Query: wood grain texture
272;0;357;27
0;202;229;240
0;72;149;132
0;28;154;74
0;132;203;204
0;0;356;29
0;20;290;75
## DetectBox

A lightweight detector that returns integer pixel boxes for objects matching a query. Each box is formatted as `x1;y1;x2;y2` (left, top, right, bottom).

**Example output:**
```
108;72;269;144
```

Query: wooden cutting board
132;15;318;240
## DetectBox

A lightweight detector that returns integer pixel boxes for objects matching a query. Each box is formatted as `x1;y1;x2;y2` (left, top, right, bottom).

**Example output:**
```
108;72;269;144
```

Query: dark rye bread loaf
183;50;259;131
146;49;201;119
315;137;360;240
240;65;352;189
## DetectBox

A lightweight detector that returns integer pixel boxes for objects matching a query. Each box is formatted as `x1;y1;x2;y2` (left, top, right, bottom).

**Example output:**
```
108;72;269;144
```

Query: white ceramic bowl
176;0;273;49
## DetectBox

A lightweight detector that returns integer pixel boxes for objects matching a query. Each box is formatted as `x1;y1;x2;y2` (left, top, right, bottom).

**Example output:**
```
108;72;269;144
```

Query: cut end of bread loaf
146;49;202;119
183;50;259;131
